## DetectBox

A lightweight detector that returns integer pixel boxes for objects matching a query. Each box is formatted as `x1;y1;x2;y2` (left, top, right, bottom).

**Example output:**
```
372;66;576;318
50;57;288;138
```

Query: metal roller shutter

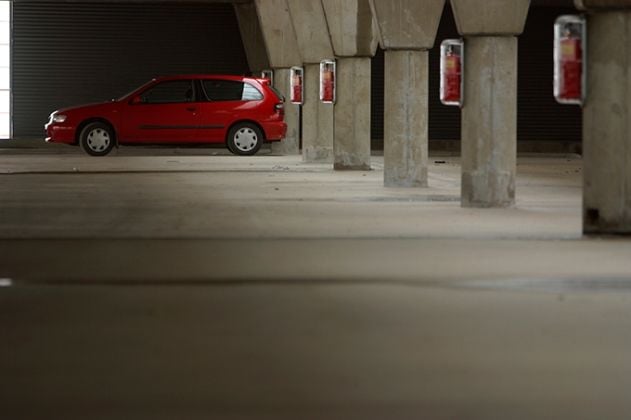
12;2;249;138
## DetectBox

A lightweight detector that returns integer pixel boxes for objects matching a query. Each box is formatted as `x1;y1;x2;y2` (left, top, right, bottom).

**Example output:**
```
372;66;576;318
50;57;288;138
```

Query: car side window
140;80;193;104
201;80;263;102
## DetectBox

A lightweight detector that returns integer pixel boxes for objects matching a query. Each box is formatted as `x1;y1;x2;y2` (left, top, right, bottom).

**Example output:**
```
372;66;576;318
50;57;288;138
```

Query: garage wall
12;2;249;138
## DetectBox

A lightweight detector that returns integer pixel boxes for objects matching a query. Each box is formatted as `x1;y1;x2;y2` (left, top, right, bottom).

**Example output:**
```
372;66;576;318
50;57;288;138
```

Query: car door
119;79;198;143
195;79;262;143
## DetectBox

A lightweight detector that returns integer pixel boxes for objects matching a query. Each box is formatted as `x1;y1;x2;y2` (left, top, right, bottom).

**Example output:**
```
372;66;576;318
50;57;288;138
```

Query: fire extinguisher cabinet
319;59;336;104
290;66;304;105
440;39;464;107
554;15;586;106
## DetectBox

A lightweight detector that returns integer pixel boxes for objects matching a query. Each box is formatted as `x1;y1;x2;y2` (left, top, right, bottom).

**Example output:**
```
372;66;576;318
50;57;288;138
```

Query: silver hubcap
233;127;258;152
86;128;111;152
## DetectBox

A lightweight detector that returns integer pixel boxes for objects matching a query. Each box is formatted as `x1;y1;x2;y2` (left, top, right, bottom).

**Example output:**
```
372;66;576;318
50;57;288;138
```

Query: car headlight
52;114;67;123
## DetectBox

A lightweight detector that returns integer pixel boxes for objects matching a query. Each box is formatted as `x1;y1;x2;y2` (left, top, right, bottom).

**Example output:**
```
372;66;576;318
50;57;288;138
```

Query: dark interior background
12;2;249;137
12;1;581;149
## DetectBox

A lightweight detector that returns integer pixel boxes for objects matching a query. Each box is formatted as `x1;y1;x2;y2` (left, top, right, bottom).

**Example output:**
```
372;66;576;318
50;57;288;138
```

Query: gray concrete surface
3;150;631;419
451;0;531;35
333;57;373;170
383;50;429;187
321;0;378;57
301;64;334;163
370;0;445;49
286;0;335;163
272;68;301;155
253;0;301;69
461;36;519;207
582;9;631;233
234;1;270;73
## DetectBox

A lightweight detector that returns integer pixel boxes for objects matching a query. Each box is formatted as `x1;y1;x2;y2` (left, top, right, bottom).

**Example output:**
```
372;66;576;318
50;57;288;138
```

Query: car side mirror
130;96;143;105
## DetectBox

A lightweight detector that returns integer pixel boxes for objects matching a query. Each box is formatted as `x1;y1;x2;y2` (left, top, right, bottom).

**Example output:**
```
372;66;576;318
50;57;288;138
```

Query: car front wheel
227;123;263;156
79;122;115;156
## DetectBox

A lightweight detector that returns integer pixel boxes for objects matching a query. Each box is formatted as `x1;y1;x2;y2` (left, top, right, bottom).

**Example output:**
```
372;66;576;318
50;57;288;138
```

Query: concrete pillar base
384;50;428;188
461;36;517;208
333;57;371;171
302;64;334;163
583;10;631;234
272;68;300;155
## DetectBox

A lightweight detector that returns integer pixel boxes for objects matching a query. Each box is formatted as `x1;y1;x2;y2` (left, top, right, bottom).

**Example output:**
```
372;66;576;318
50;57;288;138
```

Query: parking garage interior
2;1;631;419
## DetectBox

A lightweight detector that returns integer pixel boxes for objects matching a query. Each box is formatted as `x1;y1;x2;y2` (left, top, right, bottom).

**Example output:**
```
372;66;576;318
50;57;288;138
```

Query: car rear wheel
80;122;115;156
227;122;263;156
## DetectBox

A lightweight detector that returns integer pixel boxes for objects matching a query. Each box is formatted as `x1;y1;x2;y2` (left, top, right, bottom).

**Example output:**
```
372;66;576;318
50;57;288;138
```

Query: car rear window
201;80;263;102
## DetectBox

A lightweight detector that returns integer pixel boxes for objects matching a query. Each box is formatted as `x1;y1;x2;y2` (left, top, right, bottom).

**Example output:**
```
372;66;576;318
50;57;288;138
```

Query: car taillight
275;103;284;116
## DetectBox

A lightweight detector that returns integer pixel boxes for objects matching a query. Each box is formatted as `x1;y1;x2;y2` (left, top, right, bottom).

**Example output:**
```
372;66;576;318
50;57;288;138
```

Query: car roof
152;74;261;83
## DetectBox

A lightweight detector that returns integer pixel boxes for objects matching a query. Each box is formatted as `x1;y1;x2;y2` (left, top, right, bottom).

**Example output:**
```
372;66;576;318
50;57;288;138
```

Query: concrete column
233;3;270;74
272;68;300;155
575;3;631;233
461;37;518;207
302;64;334;162
370;0;445;187
384;50;428;187
451;0;530;208
286;0;335;162
254;0;302;155
321;0;378;170
334;57;372;170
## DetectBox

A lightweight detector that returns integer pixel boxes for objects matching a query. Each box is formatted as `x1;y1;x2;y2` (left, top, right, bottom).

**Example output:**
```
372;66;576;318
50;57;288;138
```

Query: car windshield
117;79;156;101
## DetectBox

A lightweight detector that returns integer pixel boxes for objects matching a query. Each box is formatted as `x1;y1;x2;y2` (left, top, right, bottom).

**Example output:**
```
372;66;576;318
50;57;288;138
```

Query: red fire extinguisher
292;74;302;104
560;35;582;100
444;51;461;104
554;15;585;105
440;39;463;107
320;60;336;103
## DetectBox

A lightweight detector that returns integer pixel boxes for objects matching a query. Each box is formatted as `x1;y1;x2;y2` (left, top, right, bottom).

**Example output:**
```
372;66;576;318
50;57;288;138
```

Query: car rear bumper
262;121;287;142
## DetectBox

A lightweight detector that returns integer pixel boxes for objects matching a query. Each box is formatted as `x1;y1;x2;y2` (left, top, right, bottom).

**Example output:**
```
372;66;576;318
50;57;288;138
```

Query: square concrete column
322;0;378;171
370;0;444;187
451;0;529;208
286;0;335;163
234;3;270;74
302;63;334;162
461;37;518;207
334;57;372;170
581;10;631;233
272;68;300;155
384;50;428;187
254;0;302;155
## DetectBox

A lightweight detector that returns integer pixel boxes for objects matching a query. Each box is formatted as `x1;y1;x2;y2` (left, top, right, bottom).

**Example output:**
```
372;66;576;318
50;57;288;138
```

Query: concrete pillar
272;68;300;155
321;0;378;170
451;0;530;207
286;0;335;163
233;2;270;74
575;0;631;233
254;0;302;155
302;64;334;162
370;0;445;187
461;36;518;207
334;57;372;170
383;50;429;187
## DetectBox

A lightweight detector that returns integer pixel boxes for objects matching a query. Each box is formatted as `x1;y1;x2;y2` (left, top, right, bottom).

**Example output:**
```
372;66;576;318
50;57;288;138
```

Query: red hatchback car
45;75;287;156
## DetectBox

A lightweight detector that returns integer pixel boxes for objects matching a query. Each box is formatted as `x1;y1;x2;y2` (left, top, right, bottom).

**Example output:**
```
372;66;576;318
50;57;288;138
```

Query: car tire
227;122;264;156
79;122;115;156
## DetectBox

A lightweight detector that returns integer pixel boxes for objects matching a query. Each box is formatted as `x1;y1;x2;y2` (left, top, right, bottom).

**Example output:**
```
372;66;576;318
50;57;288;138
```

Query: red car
45;75;287;156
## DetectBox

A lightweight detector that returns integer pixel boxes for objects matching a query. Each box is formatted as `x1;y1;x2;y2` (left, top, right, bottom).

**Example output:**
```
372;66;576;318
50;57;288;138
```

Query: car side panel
195;100;263;143
118;102;199;143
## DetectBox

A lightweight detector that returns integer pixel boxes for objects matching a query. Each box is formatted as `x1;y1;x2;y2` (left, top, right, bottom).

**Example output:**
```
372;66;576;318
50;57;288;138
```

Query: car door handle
186;107;197;112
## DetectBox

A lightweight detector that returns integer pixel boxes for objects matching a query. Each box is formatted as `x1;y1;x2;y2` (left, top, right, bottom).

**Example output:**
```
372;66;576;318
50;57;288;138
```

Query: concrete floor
2;146;631;419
